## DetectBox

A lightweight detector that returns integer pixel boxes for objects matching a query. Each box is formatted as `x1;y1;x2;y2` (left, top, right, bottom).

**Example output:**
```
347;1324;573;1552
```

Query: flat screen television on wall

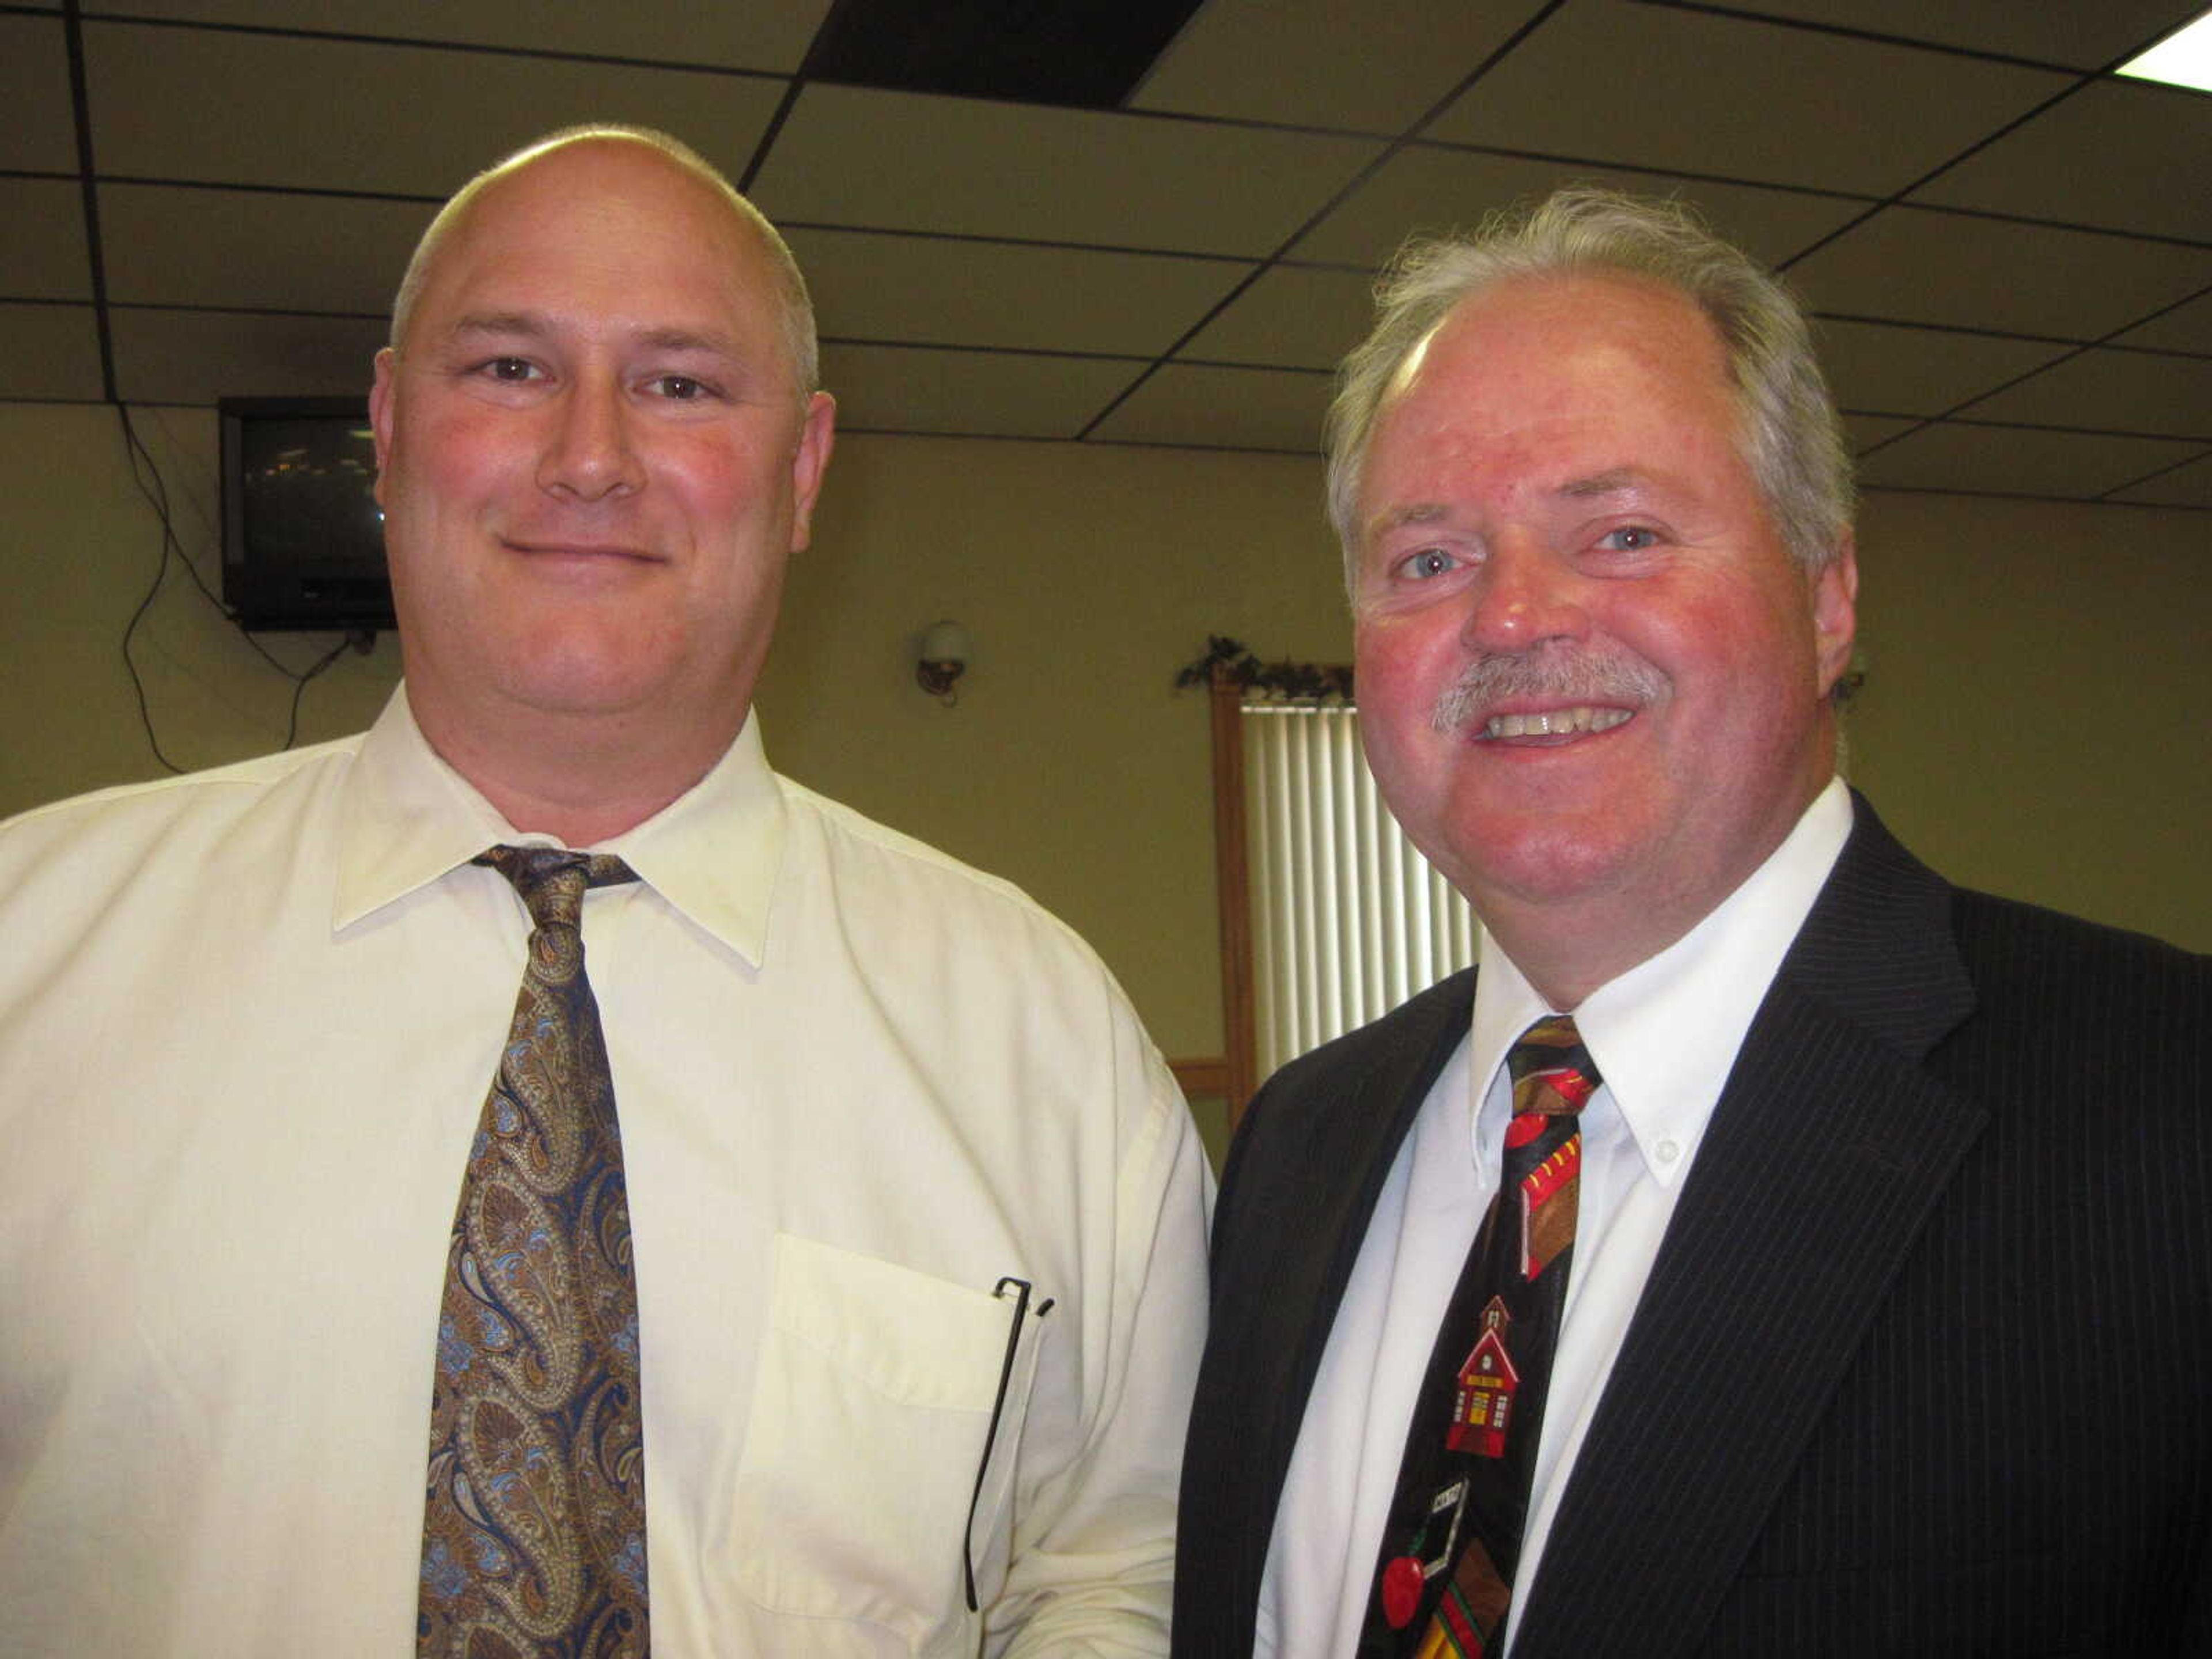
219;396;395;631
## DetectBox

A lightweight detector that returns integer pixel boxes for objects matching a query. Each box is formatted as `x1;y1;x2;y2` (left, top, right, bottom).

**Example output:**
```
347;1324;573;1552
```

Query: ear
1809;531;1859;698
786;390;838;554
368;347;398;508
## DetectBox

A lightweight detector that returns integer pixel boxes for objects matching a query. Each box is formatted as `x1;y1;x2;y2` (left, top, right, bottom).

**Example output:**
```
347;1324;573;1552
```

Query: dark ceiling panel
803;0;1205;108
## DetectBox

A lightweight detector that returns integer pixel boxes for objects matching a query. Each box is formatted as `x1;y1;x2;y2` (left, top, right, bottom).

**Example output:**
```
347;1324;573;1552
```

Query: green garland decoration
1175;636;1354;703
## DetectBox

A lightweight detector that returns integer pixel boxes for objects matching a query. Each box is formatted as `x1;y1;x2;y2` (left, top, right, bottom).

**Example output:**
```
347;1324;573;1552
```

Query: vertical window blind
1243;701;1476;1079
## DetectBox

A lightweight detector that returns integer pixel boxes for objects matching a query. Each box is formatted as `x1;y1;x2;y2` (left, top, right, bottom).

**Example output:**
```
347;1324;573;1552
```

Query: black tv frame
218;395;396;632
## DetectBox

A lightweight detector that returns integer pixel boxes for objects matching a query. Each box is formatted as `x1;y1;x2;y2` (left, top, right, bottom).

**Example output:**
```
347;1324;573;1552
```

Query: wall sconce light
915;620;972;706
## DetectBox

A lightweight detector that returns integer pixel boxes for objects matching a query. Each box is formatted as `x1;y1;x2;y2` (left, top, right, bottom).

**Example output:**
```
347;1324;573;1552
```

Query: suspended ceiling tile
2112;289;2212;355
1842;413;1921;452
1787;205;2212;340
1813;319;2073;418
787;228;1250;358
1087;362;1330;452
85;21;787;198
2;13;78;172
1;179;94;302
1177;264;1378;371
1423;1;2069;196
1128;0;1548;132
1855;420;2206;497
1957;347;2212;438
1912;81;2212;243
820;342;1142;440
100;184;428;316
107;0;832;71
108;308;390;404
0;304;105;402
1715;0;2199;69
752;83;1384;257
1292;144;1865;273
2108;452;2212;508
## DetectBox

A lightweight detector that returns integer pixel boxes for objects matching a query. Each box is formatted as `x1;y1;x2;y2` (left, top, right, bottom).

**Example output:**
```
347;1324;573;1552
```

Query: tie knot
1505;1015;1601;1118
476;846;639;932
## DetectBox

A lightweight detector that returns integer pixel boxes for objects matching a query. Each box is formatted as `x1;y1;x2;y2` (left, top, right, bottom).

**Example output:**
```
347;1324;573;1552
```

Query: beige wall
1846;490;2209;954
0;404;399;798
3;400;2206;1161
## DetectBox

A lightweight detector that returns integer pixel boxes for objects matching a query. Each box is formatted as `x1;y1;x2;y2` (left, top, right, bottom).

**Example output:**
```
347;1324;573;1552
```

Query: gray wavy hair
388;122;819;402
1324;187;1853;584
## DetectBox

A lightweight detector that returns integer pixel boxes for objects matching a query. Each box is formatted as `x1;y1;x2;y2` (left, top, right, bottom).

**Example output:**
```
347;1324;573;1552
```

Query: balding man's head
389;124;819;404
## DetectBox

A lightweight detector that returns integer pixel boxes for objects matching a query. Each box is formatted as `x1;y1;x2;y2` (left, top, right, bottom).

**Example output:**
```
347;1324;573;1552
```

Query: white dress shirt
1255;778;1853;1656
0;688;1211;1658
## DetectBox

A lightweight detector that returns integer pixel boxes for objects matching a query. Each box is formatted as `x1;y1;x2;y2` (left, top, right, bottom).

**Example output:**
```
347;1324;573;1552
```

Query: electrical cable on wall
115;403;358;771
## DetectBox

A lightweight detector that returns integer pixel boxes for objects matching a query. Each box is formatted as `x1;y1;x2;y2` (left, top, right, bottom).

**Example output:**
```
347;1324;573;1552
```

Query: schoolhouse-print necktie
1361;1016;1600;1658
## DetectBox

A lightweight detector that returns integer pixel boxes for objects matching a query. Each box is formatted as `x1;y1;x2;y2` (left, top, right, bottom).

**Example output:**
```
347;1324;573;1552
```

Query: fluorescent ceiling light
2116;9;2212;92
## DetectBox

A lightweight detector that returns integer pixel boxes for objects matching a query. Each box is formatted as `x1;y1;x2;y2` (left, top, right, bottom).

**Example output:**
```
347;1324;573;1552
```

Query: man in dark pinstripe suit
1173;190;2209;1658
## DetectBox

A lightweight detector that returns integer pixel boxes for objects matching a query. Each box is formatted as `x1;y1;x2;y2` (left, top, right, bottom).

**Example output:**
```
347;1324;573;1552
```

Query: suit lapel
1513;801;1983;1659
1192;971;1476;1649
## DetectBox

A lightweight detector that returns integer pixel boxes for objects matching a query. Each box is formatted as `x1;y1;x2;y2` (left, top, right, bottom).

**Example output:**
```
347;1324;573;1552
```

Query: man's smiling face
1350;274;1855;982
370;138;832;758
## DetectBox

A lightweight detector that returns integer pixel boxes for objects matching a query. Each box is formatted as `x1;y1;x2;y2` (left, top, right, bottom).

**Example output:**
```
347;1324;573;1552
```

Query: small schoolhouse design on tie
1449;1298;1520;1457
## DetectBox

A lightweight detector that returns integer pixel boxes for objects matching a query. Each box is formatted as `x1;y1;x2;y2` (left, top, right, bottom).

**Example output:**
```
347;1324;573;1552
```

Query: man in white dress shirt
0;124;1210;1656
1173;190;2209;1658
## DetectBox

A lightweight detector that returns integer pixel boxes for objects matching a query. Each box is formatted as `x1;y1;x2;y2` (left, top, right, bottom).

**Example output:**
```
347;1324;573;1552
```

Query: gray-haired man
1175;189;2209;1659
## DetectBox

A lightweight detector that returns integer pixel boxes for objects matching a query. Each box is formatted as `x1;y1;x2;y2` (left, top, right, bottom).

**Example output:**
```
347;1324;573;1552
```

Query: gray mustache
1431;650;1668;734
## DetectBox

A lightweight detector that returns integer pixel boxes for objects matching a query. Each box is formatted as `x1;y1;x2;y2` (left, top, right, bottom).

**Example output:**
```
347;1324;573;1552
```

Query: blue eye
1599;525;1660;552
1402;548;1456;579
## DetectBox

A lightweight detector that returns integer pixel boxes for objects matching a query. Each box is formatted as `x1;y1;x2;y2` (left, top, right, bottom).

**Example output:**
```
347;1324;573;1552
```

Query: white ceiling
5;0;2208;508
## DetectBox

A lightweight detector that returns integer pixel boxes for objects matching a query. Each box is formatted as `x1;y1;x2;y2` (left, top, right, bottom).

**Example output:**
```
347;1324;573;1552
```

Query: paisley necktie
416;847;650;1658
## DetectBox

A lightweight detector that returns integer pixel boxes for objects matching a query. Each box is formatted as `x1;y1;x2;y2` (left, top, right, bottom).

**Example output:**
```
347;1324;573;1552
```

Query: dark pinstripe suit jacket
1174;798;2211;1657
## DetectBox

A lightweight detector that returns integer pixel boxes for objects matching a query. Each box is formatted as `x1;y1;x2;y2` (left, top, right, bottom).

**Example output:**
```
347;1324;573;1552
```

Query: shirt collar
1469;775;1854;1187
332;685;787;967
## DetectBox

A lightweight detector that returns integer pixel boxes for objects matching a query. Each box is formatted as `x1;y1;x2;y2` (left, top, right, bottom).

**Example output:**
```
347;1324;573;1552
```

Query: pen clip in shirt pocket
733;1234;1044;1650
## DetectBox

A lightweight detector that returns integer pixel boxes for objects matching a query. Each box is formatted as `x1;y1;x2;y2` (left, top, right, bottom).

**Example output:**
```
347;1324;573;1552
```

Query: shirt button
1656;1138;1680;1163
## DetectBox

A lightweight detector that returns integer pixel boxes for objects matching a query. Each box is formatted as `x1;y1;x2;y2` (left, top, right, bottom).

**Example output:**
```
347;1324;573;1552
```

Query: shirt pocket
732;1233;1041;1654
